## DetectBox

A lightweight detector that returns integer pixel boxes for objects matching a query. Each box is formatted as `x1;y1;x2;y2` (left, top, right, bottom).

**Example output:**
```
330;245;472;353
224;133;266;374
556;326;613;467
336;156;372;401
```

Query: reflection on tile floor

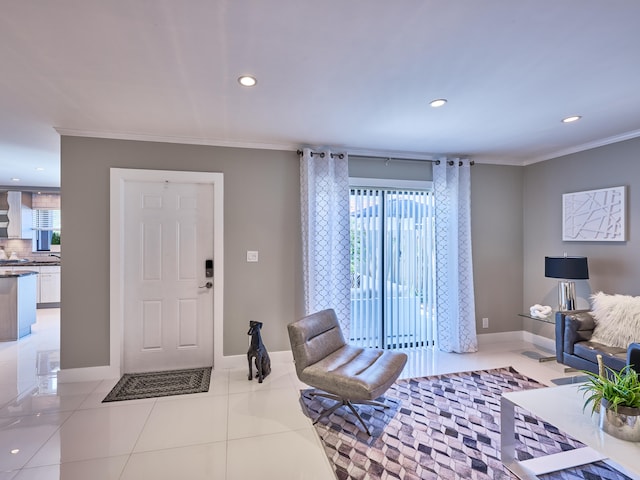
0;309;583;479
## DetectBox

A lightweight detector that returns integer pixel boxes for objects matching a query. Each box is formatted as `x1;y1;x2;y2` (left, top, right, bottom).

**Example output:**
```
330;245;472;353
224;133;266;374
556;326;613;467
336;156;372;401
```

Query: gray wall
523;136;640;339
60;137;526;369
471;164;524;334
60;137;302;369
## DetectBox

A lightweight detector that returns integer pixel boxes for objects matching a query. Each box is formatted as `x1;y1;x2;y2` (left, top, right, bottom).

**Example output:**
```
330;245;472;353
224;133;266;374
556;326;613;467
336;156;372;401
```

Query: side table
518;311;557;362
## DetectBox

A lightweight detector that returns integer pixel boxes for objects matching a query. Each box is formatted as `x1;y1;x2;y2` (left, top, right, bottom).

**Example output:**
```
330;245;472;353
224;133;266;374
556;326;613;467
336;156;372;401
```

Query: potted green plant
579;357;640;441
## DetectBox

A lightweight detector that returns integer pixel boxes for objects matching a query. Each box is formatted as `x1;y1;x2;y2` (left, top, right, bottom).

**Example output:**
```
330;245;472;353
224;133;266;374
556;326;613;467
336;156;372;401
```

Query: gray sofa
555;310;640;374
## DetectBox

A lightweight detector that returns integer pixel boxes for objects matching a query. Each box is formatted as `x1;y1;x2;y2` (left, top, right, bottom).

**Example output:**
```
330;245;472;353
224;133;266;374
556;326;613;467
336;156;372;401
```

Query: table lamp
545;255;589;311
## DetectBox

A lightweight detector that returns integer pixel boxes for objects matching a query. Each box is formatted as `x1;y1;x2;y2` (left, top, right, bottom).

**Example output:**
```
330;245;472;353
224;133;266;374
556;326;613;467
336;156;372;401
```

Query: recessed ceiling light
11;178;20;182
562;115;582;123
430;99;447;108
10;449;19;455
35;167;45;171
238;75;257;87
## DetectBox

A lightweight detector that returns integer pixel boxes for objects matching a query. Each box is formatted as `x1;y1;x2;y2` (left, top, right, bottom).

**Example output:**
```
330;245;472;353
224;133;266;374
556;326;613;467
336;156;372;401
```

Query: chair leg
345;401;371;435
304;391;388;435
313;400;345;425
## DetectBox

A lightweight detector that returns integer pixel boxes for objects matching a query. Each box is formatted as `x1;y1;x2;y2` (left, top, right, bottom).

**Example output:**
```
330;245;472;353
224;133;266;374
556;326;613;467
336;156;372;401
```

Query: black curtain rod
351;155;475;166
296;149;345;159
297;149;473;166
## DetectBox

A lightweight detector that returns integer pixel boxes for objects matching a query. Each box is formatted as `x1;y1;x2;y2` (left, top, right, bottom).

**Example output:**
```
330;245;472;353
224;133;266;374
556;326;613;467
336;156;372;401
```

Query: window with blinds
32;209;61;231
350;187;435;349
33;209;61;251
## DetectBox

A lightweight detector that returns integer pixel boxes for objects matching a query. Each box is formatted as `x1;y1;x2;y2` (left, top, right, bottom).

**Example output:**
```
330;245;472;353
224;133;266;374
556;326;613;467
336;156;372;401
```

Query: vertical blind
350;188;435;349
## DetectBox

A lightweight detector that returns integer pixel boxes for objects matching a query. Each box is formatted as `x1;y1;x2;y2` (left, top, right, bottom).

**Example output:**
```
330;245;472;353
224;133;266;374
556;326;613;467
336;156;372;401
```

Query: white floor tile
134;395;228;452
207;368;230;397
53;381;101;397
0;472;17;480
227;387;312;440
0;388;90;419
226;429;334;480
0;412;71;471
12;456;128;480
25;403;153;467
120;442;226;480
227;365;296;394
0;389;19;411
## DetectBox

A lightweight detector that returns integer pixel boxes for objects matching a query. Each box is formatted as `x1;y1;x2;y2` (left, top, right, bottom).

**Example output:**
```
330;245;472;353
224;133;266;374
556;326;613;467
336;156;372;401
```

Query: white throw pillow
590;291;640;349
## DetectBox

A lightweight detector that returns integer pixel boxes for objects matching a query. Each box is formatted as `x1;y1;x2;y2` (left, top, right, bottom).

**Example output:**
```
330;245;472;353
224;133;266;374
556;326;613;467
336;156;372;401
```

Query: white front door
122;180;214;373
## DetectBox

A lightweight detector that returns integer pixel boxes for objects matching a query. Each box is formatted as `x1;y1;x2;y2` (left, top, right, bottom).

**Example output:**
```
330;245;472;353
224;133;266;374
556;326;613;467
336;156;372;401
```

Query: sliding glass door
350;187;435;349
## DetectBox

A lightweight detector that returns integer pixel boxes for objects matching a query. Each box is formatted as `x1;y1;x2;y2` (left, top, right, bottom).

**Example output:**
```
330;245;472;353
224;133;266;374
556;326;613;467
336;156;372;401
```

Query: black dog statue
247;321;271;383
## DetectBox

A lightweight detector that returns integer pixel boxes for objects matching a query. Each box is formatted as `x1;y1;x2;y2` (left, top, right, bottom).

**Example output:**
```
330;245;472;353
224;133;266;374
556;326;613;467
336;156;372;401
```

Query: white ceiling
2;1;640;188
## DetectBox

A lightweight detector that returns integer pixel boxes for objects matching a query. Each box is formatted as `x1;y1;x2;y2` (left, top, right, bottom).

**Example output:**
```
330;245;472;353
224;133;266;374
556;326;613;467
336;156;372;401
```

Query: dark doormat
103;366;212;402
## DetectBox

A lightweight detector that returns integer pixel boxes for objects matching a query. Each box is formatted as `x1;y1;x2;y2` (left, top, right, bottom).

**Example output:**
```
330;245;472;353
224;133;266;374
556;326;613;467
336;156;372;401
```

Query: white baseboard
476;330;555;351
218;350;293;369
58;350;295;383
522;331;555;352
477;331;524;345
57;365;120;383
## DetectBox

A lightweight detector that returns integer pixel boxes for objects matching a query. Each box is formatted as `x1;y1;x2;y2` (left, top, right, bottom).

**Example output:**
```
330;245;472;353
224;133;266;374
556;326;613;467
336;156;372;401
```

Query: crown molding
55;126;640;167
54;128;450;162
523;128;640;165
54;128;300;153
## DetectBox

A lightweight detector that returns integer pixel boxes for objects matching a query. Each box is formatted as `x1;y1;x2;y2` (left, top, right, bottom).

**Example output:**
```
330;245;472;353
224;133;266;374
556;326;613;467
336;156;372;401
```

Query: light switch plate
246;250;259;262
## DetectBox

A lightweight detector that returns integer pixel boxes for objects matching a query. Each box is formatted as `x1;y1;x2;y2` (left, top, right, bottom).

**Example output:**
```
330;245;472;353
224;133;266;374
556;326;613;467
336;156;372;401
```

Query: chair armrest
627;343;640;373
561;311;595;355
556;310;589;362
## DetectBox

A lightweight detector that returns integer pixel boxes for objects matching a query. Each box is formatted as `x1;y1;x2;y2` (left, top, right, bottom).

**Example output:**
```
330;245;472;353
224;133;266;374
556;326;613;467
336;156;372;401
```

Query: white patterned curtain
433;158;478;353
300;148;351;336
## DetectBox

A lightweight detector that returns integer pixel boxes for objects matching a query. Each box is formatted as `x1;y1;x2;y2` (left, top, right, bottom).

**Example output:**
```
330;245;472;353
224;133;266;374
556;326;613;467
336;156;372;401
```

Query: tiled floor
0;309;579;479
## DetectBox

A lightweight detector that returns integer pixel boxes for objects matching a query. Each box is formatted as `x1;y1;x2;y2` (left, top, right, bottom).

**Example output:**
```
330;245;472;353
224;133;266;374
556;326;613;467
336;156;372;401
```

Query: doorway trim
109;168;224;377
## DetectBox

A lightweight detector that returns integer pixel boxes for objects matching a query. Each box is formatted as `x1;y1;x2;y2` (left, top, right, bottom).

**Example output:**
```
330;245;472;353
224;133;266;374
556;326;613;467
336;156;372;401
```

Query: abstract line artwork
562;186;626;241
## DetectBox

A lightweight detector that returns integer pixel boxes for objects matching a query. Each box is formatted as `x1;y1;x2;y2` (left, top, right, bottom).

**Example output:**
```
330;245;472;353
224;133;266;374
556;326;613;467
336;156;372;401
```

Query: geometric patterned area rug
301;367;631;480
103;367;212;402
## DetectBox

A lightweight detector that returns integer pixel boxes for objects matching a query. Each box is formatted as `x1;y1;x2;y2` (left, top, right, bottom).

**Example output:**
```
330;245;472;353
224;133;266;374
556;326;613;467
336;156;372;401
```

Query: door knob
199;281;213;289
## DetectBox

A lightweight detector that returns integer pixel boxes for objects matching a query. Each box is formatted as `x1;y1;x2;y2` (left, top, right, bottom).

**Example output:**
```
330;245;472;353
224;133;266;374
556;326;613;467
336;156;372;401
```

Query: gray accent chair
287;308;408;435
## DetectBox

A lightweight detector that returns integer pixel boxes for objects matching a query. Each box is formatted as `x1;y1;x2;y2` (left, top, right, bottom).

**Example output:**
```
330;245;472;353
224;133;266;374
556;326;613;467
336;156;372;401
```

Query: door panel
142;222;162;280
178;299;198;347
142;301;162;350
123;181;214;373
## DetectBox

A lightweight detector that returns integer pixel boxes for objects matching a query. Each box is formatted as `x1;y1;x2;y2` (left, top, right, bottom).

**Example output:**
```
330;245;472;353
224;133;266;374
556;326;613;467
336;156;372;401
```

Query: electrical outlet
482;317;489;328
246;251;259;262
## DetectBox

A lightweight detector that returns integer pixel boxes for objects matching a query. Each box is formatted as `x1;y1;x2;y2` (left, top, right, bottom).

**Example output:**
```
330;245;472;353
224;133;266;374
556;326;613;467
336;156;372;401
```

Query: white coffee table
501;383;640;479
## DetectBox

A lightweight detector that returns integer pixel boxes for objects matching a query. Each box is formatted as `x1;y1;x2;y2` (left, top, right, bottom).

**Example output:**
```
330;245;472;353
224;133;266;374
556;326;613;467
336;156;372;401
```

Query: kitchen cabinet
0;271;37;341
38;265;60;304
0;264;60;307
6;191;33;239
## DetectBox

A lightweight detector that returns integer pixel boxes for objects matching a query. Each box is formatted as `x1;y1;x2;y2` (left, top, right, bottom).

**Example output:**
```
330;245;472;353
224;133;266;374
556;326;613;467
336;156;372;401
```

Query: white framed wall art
562;185;626;241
